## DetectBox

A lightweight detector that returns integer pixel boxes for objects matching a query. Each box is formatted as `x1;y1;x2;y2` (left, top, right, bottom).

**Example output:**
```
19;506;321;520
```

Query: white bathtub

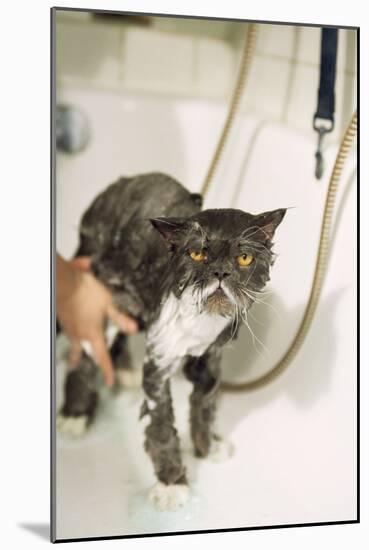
55;88;357;539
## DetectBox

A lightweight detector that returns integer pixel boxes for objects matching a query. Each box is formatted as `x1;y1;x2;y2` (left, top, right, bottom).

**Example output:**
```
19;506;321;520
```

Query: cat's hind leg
57;353;99;438
110;332;142;389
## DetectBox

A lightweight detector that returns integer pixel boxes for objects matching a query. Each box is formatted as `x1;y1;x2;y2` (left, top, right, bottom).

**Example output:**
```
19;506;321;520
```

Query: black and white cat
57;172;286;511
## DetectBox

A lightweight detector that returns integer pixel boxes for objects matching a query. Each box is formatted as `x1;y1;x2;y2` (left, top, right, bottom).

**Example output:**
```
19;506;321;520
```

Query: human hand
56;255;138;387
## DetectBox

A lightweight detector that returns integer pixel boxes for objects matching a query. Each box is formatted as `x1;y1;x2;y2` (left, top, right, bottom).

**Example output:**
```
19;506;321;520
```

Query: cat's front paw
208;435;234;463
149;482;189;511
56;413;88;438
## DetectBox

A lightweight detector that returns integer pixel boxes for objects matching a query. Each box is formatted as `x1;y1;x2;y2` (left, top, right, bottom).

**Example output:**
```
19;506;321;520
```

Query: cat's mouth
203;287;234;316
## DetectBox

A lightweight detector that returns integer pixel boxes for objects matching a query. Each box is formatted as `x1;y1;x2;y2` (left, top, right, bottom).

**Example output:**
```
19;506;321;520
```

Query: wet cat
57;172;286;511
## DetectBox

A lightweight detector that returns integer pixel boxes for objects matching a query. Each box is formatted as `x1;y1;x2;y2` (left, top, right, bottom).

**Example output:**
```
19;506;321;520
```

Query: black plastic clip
313;117;334;180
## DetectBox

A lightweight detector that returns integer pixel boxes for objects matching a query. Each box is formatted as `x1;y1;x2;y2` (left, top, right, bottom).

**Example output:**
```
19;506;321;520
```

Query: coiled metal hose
200;24;357;392
221;111;357;392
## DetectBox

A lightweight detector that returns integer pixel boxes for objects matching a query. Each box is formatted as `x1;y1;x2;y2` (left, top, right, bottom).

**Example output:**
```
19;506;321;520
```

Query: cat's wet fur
59;172;286;510
76;173;203;326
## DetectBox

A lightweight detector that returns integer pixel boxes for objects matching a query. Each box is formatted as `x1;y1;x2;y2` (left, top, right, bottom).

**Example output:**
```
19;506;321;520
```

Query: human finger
90;333;115;388
107;303;138;335
70;256;92;272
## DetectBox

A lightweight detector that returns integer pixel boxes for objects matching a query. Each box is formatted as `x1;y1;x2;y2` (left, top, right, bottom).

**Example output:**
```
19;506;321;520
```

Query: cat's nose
214;270;230;281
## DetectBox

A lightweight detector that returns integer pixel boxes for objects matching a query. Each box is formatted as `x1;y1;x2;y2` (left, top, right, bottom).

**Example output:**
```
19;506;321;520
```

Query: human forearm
56;254;81;304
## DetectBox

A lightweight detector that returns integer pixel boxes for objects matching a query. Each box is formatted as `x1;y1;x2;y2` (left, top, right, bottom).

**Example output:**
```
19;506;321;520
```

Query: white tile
286;64;319;130
256;23;295;59
346;29;358;74
336;29;346;72
297;27;357;73
336;72;357;136
56;21;122;87
339;29;357;74
242;55;291;120
336;29;358;73
151;16;233;40
227;24;249;53
286;64;357;142
193;38;235;98
297;25;321;65
122;28;194;94
55;9;92;23
331;70;347;138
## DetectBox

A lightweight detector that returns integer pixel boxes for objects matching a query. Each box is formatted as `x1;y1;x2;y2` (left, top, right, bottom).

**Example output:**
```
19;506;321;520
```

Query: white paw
56;414;88;437
149;482;189;512
115;369;142;389
208;436;234;463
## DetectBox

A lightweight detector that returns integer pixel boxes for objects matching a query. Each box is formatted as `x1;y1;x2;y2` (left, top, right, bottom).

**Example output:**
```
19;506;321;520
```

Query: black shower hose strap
313;28;338;179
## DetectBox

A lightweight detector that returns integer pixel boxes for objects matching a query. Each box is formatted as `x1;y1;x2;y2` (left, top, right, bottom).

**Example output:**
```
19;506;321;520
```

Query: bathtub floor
55;269;357;541
55;112;357;540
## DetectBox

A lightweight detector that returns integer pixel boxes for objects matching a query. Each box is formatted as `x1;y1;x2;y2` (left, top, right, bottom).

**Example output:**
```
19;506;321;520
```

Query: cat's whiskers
231;304;239;339
221;282;238;307
247;287;273;296
247;308;266;327
241;225;265;240
243;243;273;263
243;288;282;321
191;279;205;313
241;225;273;244
239;307;270;358
246;238;273;253
244;259;258;287
224;303;239;346
235;287;254;311
194;222;207;250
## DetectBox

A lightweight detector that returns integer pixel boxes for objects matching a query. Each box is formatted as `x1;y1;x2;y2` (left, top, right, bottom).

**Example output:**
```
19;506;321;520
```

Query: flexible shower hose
201;25;357;393
221;111;357;392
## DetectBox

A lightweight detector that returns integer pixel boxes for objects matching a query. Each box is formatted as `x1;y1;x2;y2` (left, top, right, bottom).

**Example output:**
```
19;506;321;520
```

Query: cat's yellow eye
237;254;254;267
189;250;206;262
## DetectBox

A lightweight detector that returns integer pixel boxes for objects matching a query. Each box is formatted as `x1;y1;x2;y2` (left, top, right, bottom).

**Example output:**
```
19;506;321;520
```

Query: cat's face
151;208;286;318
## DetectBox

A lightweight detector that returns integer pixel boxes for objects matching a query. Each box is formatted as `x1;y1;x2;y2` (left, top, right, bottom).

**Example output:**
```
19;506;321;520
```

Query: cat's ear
190;193;203;208
253;208;286;241
149;217;190;246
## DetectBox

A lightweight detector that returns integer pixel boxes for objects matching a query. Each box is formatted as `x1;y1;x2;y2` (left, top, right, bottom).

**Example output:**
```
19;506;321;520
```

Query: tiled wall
56;12;357;142
244;24;357;141
56;13;237;98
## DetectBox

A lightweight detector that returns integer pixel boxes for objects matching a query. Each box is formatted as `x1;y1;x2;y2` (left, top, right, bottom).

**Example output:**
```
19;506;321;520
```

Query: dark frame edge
356;26;360;525
50;6;360;543
50;6;57;545
52;5;359;31
54;519;359;544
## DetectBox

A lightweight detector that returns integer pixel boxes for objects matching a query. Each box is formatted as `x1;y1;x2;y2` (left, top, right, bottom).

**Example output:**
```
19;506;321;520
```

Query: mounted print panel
51;7;358;543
